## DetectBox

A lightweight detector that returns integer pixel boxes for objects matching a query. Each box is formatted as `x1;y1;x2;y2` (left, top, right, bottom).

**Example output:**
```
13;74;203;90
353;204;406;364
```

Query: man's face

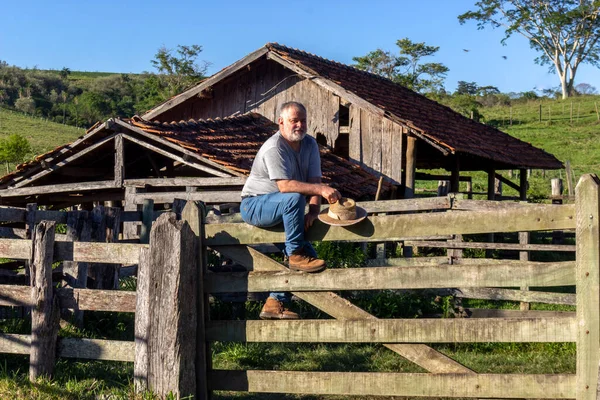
279;107;307;142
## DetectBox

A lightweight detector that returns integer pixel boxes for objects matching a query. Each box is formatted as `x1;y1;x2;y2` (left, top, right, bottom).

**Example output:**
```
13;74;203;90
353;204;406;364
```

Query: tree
353;38;449;93
151;44;209;97
459;0;600;99
455;81;480;95
14;96;35;115
0;134;31;172
575;82;598;94
59;67;71;80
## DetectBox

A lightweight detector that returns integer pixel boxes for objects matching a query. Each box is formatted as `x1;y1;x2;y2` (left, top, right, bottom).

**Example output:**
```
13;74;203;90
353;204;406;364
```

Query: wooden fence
1;174;599;399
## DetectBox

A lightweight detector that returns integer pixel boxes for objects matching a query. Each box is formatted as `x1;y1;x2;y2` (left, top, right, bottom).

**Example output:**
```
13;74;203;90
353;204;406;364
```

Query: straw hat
318;197;367;226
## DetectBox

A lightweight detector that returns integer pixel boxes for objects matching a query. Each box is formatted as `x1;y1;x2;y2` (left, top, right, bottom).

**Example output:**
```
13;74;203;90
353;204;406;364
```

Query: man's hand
321;186;342;204
304;211;319;231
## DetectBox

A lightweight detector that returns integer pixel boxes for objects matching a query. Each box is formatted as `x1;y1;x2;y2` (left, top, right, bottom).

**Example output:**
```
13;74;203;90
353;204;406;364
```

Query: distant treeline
0;62;184;128
0;60;597;129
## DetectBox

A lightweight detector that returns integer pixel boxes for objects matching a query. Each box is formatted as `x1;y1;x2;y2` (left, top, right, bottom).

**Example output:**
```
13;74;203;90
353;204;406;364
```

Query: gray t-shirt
242;131;322;197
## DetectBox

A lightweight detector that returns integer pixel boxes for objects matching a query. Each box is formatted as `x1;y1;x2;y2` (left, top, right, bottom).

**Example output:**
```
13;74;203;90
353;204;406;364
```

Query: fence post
135;212;198;398
61;211;91;327
29;220;60;381
575;174;600;400
181;201;209;400
134;246;150;392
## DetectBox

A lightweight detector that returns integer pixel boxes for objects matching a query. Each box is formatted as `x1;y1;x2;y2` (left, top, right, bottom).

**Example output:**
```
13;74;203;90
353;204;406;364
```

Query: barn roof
1;113;390;200
144;43;562;170
126;113;390;199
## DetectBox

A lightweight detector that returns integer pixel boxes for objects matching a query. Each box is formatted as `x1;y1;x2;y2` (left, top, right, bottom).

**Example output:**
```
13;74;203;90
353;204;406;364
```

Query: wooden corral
143;43;563;196
0;174;599;399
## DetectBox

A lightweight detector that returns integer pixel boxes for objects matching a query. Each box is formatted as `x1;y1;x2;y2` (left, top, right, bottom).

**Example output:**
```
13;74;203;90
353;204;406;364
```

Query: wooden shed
143;43;563;198
0;113;389;209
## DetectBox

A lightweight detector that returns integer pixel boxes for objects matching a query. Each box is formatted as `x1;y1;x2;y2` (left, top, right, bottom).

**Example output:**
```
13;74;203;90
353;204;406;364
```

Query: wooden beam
122;134;231;178
404;136;417;198
0;334;134;362
205;261;574;293
450;155;460;193
204;204;576;245
0;239;144;264
466;308;575;319
451;198;536;211
133;191;242;205
209;370;575;399
451;287;576;306
415;172;471;182
0;180;117;198
495;172;520;192
575;174;600;400
143;47;269;120
13;134;117;189
520;168;528;200
404;240;575;252
124;177;247;188
114;134;124;186
206;317;576;343
487;168;496;200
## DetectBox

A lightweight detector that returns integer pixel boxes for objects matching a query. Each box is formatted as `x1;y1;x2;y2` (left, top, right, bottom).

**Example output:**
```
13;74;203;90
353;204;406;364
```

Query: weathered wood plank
0;239;144;264
207;317;576;343
575;174;600;400
205;204;576;245
390;121;403;184
0;334;134;361
30;221;60;381
4;181;121;198
348;105;361;163
452;198;536;211
134;247;150;392
216;245;473;374
114;134;124;186
404;240;575;252
205;261;575;293
365;256;450;267
124;177;247;188
466;308;575;319
370;113;382;175
0;206;26;222
147;213;197;398
56;288;136;312
58;338;134;362
209;370;575;399
452;287;576;306
181;201;209;400
133;191;242;205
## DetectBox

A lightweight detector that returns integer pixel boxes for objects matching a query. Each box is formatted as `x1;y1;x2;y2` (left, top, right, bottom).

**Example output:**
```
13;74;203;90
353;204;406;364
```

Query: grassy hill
0;108;85;173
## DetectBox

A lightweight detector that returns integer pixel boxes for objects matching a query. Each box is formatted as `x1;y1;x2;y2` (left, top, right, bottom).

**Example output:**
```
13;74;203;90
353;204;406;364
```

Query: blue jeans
241;192;317;302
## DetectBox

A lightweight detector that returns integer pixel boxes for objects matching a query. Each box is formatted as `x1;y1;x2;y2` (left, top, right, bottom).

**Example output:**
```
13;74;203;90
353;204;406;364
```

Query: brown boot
289;250;326;273
259;297;299;320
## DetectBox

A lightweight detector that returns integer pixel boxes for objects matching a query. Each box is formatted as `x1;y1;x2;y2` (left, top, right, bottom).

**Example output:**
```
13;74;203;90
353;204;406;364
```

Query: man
240;101;341;320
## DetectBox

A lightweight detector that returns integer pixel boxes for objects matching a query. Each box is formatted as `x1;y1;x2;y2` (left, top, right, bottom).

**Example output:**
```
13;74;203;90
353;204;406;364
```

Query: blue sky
2;0;599;94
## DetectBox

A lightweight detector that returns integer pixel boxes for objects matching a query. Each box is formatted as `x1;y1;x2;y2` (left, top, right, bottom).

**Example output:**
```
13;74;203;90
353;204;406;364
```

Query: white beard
289;131;306;142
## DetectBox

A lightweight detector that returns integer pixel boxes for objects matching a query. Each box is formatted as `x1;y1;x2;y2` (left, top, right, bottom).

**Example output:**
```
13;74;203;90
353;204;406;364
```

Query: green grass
0;107;84;157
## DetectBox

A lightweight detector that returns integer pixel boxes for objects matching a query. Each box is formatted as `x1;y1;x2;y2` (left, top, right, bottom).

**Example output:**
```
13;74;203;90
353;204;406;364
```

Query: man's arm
276;179;340;204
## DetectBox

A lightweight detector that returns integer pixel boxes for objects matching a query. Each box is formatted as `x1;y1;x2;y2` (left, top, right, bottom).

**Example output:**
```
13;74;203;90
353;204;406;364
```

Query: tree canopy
151;44;209;97
353;38;449;93
459;0;600;99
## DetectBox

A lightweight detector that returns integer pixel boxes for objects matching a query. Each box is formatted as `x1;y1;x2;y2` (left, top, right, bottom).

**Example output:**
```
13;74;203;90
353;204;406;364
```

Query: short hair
279;101;306;118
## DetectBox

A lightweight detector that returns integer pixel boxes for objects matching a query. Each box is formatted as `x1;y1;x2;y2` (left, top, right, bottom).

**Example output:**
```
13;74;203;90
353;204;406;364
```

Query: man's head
278;101;307;142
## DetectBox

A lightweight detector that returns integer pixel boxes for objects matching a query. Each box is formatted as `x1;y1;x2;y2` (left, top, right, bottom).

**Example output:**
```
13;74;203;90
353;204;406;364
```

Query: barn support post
61;210;91;327
135;212;198;398
404;135;417;199
24;203;37;277
450;155;460;193
139;199;154;245
29;220;60;381
575;174;600;400
114;134;124;186
519;168;528;201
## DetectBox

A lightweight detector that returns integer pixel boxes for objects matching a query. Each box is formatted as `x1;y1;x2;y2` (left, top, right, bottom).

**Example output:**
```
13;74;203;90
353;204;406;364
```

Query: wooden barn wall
158;60;340;146
349;107;403;184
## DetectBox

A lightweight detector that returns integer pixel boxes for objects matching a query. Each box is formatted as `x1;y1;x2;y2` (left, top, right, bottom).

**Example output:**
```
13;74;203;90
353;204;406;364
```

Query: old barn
143;43;562;197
